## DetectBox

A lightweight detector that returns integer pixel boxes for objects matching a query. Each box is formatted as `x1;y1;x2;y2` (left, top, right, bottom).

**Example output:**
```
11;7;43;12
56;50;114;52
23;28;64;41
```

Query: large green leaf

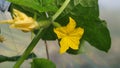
8;0;58;13
70;4;111;52
74;0;98;7
55;0;99;19
34;25;57;40
31;58;56;68
82;20;111;52
41;25;57;40
9;4;38;17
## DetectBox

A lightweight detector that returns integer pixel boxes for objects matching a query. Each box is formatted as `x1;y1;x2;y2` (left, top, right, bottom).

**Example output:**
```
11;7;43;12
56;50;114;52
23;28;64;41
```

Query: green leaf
34;24;57;40
74;0;98;7
82;20;111;52
31;58;56;68
8;0;58;13
41;25;57;40
70;4;111;52
56;0;111;52
9;4;38;17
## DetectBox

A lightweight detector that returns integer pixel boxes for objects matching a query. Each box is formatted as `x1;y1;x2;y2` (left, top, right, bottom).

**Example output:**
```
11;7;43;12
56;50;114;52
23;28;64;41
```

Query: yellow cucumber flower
54;17;84;54
0;9;39;32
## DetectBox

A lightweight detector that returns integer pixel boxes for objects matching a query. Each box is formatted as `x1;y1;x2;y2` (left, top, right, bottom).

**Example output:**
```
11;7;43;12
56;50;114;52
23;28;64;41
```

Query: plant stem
44;40;49;60
52;0;70;21
45;12;49;18
13;28;44;68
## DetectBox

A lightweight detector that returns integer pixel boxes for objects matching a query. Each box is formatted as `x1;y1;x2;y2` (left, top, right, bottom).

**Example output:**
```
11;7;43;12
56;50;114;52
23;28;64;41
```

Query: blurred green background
0;0;120;68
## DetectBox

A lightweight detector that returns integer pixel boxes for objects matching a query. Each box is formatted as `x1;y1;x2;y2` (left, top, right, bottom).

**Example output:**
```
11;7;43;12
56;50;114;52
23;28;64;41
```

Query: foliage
1;0;111;67
31;58;56;68
8;0;58;13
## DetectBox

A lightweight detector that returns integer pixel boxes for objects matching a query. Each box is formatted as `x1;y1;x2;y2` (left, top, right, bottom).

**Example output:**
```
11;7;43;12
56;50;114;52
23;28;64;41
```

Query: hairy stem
52;0;70;21
13;28;44;68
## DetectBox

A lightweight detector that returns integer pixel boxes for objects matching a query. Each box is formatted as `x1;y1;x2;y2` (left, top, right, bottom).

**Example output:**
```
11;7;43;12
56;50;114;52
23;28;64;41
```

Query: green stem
52;0;70;21
52;22;61;27
13;28;44;68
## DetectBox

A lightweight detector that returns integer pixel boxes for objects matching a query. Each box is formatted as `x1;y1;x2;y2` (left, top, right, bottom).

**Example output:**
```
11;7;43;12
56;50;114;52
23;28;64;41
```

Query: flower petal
68;37;79;49
0;20;14;24
54;17;84;54
60;36;79;53
10;24;31;32
60;37;70;54
66;17;76;32
13;9;27;19
70;27;84;39
0;9;39;32
54;27;67;39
